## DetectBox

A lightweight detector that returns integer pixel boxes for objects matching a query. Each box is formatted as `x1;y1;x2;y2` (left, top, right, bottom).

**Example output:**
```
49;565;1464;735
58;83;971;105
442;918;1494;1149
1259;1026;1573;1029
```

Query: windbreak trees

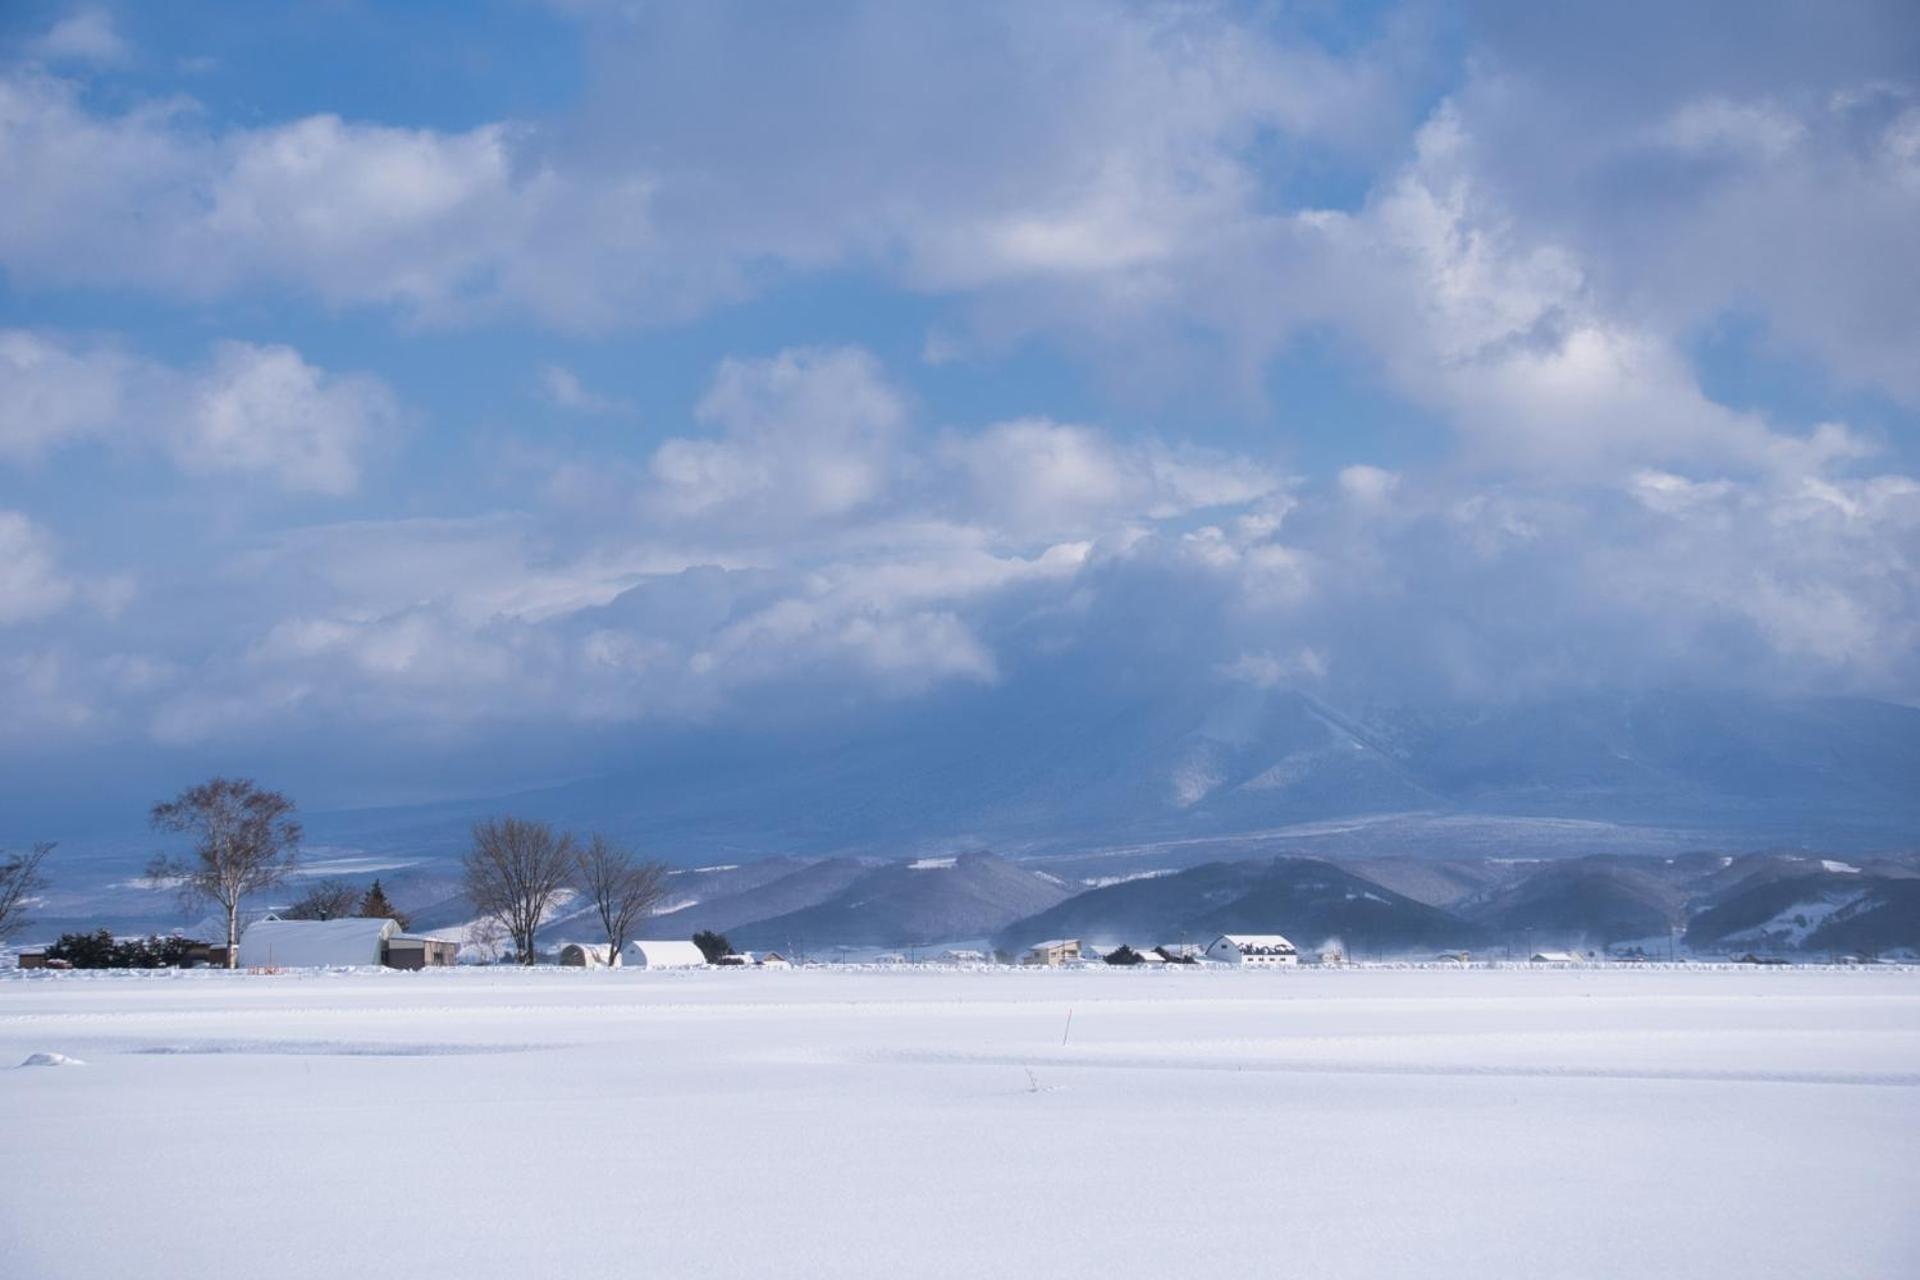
464;817;574;965
149;779;301;969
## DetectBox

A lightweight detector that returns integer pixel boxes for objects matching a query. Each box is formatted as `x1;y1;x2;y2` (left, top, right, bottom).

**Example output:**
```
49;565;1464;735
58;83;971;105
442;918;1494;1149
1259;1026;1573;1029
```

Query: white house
1022;939;1082;966
1204;934;1299;966
619;939;707;968
236;917;400;969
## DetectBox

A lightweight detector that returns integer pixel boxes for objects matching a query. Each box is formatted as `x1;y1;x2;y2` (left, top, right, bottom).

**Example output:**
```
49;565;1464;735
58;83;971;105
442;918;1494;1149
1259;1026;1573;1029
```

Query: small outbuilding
620;939;708;969
1529;950;1582;965
758;951;792;968
16;949;47;970
384;935;459;969
1204;934;1299;966
236;917;401;969
558;942;615;967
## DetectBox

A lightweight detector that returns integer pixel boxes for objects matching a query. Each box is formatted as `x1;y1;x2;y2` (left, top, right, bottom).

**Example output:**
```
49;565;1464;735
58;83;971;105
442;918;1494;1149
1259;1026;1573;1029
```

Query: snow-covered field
4;967;1917;1278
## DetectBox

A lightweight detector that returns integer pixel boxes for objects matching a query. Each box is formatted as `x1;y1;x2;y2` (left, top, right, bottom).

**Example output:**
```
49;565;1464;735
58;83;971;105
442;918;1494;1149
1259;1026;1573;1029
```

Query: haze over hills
292;685;1920;866
18;685;1920;944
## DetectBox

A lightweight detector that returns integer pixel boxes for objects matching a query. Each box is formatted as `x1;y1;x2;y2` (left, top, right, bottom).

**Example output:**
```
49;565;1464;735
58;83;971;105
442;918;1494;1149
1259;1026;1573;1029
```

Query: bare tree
575;834;669;964
0;842;55;942
464;916;506;964
282;878;361;921
463;816;575;965
148;778;302;969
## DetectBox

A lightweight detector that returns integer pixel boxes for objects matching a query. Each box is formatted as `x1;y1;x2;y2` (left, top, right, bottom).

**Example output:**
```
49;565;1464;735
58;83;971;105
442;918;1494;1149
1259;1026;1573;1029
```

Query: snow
908;857;958;870
1080;869;1173;888
1724;892;1870;947
2;967;1916;1279
17;1051;84;1068
1821;859;1863;874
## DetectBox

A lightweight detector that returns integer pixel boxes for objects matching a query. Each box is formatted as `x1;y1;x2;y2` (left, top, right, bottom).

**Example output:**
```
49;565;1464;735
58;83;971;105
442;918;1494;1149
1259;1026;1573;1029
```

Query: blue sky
1;1;1917;826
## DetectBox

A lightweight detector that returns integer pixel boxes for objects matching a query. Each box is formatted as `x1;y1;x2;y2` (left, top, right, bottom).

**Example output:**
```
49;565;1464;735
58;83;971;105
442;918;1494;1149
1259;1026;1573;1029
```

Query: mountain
21;683;1920;938
994;857;1483;956
726;851;1075;951
659;857;877;936
270;687;1920;873
1685;862;1901;951
1462;857;1687;948
1805;880;1920;956
1185;859;1486;954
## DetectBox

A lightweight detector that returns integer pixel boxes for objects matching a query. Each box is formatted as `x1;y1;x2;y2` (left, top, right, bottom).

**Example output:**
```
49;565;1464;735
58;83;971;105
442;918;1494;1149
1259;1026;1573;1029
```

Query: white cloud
29;9;129;67
944;417;1279;539
647;346;907;525
537;364;628;414
0;330;398;494
0;329;135;460
180;342;397;495
0;511;76;624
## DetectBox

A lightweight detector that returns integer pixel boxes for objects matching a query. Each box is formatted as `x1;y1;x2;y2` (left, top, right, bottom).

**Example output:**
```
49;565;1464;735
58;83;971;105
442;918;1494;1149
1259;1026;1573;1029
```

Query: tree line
8;776;679;970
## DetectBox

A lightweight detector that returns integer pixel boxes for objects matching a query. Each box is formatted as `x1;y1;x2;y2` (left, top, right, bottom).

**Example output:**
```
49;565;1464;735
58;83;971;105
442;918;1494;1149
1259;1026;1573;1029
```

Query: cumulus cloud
647;347;908;526
943;418;1279;540
537;364;628;415
0;330;398;493
0;511;77;624
28;8;129;66
2;2;1917;796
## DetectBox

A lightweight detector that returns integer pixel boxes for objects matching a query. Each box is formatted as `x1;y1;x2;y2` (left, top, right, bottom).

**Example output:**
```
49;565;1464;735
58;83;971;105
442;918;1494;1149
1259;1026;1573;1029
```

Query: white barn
236;917;400;969
1204;934;1299;967
620;939;707;969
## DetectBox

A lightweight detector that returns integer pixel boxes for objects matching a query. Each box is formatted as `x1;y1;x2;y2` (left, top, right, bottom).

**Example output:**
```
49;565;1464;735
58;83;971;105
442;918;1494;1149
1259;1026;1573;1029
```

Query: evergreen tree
358;879;409;929
692;930;733;963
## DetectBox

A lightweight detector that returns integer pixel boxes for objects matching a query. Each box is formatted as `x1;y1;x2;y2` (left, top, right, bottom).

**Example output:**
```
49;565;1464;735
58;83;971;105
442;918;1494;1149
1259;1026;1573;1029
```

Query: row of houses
1021;934;1304;967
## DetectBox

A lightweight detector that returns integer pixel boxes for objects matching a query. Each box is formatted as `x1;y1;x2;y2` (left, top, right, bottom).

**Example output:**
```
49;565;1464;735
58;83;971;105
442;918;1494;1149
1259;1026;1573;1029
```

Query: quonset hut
619;940;707;968
236;917;401;968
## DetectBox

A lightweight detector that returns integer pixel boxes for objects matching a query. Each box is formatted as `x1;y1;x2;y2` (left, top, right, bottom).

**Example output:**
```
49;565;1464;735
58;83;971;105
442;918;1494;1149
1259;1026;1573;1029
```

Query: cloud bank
0;1;1914;817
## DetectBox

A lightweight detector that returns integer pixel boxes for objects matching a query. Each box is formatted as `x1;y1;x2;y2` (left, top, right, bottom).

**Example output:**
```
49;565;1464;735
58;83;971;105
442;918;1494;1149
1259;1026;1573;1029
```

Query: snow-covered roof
1027;938;1079;951
236;917;400;968
620;939;706;968
1212;934;1297;953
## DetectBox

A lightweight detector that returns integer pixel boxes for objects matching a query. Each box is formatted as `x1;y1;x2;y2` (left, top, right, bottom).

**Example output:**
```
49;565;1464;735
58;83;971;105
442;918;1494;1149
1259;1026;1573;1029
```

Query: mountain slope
995;857;1481;955
1464;857;1685;947
729;852;1074;950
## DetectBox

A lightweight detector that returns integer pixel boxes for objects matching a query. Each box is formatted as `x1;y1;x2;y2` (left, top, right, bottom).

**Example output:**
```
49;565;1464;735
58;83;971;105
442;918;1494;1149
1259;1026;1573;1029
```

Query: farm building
759;952;792;968
1022;939;1082;966
1204;934;1299;966
1529;951;1582;965
236;917;400;968
383;935;458;969
558;943;614;967
619;939;707;969
16;949;47;969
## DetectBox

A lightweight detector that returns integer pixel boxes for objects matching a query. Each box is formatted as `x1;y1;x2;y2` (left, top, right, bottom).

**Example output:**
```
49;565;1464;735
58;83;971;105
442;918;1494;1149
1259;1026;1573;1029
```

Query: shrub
43;929;207;968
